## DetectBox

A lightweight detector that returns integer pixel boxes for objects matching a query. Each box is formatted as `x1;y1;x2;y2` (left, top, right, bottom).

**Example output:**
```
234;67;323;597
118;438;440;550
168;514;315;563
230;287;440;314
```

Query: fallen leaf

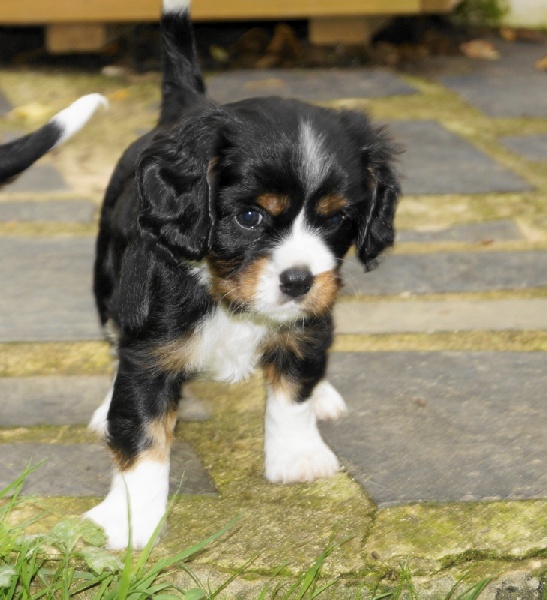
460;39;500;60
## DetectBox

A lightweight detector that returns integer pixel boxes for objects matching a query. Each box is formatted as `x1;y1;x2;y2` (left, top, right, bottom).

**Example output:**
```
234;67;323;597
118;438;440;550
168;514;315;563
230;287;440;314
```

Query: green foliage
453;0;509;25
0;465;500;599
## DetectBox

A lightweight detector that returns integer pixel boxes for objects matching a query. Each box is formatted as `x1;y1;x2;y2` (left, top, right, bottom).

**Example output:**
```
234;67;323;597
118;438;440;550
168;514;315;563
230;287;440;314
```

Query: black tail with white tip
159;0;206;126
0;93;107;184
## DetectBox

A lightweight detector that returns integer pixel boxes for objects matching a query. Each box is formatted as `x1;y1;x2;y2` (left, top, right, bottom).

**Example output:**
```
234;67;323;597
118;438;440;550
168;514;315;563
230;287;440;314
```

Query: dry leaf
460;39;500;60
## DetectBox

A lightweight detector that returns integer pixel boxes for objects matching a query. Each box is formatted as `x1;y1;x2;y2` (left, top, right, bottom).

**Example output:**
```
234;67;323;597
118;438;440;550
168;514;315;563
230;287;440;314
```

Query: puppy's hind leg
88;376;114;437
311;380;347;421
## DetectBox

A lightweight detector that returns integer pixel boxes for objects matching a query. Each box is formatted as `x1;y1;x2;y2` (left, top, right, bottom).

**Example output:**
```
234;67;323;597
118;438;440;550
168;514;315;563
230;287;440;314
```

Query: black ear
340;111;401;272
137;110;223;263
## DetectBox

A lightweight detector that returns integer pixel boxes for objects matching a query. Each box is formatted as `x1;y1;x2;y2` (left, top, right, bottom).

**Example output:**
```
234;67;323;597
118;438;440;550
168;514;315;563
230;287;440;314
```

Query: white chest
193;307;268;383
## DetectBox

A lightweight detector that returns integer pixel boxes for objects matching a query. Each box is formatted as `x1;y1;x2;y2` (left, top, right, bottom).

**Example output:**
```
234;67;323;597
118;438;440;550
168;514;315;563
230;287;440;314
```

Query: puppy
0;94;106;185
87;0;400;549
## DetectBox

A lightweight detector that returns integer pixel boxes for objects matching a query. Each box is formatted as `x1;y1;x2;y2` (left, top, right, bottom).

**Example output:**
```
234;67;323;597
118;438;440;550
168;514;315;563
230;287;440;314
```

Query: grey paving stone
435;41;547;118
0;199;96;223
388;120;532;195
341;250;547;296
1;376;112;427
0;90;12;116
1;376;211;427
321;352;547;505
397;219;524;243
499;134;547;162
1;441;217;496
3;164;67;193
334;298;547;334
0;237;100;342
207;69;417;104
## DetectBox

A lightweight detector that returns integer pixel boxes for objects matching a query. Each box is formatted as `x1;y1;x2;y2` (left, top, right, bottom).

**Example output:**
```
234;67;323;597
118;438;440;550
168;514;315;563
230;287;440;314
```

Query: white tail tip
163;0;190;14
51;93;108;148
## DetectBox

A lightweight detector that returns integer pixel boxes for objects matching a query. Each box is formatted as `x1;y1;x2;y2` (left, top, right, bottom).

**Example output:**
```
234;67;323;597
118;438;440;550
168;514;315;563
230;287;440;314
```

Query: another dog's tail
0;93;107;182
159;0;206;126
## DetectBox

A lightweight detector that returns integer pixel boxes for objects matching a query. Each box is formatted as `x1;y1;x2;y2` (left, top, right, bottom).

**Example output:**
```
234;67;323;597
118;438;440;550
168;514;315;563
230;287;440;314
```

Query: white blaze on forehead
298;120;334;192
272;211;336;276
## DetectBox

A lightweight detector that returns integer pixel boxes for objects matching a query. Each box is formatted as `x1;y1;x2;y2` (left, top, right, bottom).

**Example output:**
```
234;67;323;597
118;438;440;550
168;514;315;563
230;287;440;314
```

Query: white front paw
84;462;169;550
265;437;340;483
312;380;347;421
85;494;165;550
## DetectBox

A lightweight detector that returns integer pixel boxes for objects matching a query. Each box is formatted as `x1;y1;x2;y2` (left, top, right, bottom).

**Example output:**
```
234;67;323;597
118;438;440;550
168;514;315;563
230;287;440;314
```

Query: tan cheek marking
316;194;348;217
209;256;270;307
256;193;290;217
301;270;341;315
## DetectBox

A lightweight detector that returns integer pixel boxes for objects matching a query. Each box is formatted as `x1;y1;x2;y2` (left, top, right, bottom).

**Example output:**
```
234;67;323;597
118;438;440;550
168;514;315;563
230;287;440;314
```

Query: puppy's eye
326;212;344;227
236;209;263;229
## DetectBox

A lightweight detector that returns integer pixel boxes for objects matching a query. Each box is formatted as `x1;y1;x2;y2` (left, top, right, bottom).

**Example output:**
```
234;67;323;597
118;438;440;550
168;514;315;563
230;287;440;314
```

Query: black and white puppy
0;94;106;185
87;0;400;549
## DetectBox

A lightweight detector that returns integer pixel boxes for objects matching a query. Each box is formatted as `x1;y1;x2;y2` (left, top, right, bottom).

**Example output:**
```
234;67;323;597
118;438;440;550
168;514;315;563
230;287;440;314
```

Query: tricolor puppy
0;94;106;185
87;0;400;549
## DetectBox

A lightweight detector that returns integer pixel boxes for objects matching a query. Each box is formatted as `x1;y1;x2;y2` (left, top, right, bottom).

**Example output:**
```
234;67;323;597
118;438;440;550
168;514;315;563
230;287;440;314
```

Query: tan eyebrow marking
256;193;290;217
316;194;348;217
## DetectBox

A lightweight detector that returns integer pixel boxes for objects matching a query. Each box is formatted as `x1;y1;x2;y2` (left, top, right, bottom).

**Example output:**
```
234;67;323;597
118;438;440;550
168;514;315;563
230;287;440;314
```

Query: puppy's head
137;100;400;323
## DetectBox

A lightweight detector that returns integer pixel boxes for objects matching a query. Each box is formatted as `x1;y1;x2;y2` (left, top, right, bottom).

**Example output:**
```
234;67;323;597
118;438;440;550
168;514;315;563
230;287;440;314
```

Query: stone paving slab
0;90;11;116
334;298;547;334
321;351;547;506
388;120;532;195
499;134;547;163
0;237;100;342
0;199;96;223
3;164;67;193
397;219;524;243
2;238;545;341
341;250;547;296
1;376;111;427
1;441;217;496
207;69;417;104
435;41;547;118
1;376;211;427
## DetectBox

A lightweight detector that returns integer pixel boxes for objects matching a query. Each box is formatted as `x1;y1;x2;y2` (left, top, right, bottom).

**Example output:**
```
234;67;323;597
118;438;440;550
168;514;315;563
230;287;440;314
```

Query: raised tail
159;0;206;126
0;93;107;183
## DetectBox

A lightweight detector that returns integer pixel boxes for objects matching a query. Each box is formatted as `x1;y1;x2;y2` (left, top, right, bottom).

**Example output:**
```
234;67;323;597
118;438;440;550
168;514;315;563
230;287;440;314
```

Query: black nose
279;267;314;298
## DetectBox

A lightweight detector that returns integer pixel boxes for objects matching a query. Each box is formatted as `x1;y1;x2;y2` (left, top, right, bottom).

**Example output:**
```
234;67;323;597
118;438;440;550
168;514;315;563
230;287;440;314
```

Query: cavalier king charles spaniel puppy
87;0;400;549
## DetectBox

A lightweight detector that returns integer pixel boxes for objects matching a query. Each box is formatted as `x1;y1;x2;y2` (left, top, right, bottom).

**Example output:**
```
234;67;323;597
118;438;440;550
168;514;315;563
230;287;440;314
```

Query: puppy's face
137;100;399;322
208;119;361;322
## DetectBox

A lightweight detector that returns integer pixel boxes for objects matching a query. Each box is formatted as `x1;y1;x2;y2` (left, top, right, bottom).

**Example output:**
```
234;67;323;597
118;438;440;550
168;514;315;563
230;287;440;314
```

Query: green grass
0;464;506;599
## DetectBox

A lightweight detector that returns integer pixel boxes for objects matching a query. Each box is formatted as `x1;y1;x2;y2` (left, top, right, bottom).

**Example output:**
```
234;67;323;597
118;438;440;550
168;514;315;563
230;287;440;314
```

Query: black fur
93;7;400;469
0;121;62;184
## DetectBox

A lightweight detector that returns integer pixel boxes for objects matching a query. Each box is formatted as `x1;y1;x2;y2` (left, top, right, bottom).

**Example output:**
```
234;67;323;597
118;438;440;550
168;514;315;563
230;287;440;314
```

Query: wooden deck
0;0;462;52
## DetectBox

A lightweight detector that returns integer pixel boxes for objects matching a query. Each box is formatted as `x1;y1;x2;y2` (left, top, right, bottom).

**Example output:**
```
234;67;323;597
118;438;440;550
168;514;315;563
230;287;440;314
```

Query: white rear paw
88;383;114;436
312;380;347;421
265;437;340;483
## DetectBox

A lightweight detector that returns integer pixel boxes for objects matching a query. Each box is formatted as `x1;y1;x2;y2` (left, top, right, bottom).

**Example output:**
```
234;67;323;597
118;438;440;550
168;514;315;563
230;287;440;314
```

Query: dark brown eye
236;210;263;229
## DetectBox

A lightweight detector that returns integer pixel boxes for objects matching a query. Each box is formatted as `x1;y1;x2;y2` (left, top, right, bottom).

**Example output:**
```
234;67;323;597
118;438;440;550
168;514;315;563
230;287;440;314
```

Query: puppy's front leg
263;358;340;484
85;350;180;549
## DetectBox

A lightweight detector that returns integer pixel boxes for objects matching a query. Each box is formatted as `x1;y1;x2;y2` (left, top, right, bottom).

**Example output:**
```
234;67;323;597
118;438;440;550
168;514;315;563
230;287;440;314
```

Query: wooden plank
309;16;389;45
0;0;450;24
46;24;108;52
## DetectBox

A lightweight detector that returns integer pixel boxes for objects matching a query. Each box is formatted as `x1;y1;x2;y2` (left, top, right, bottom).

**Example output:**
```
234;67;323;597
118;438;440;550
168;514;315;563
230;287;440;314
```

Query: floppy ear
340;111;401;272
136;110;223;263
